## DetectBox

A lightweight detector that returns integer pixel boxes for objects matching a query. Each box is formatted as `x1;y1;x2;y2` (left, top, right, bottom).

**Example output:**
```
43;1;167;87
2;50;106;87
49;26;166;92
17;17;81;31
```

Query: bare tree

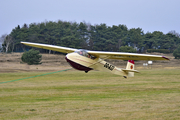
0;34;7;53
169;30;180;38
4;35;12;53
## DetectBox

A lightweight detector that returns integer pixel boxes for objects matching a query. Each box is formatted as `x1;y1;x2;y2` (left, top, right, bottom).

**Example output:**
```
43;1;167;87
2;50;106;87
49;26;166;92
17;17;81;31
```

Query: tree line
1;20;180;54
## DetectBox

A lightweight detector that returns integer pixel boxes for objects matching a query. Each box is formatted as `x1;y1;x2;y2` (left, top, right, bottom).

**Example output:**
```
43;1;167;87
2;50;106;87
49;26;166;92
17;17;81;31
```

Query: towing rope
0;68;72;84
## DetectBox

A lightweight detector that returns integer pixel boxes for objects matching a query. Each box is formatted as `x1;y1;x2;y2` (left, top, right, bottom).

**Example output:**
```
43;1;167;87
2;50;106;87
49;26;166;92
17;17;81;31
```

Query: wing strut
88;56;110;67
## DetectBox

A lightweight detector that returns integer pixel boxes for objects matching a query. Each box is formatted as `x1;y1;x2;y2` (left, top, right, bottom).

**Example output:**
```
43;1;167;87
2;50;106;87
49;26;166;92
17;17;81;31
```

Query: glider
21;42;169;78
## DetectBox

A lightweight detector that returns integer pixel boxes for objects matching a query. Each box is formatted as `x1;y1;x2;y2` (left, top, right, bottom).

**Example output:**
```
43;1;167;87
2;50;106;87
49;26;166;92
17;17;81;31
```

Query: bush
119;46;136;53
173;45;180;59
147;49;170;53
21;49;42;65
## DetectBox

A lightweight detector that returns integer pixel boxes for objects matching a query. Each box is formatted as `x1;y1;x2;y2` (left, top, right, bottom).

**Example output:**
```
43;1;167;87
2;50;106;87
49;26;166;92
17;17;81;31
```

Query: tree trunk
5;42;10;53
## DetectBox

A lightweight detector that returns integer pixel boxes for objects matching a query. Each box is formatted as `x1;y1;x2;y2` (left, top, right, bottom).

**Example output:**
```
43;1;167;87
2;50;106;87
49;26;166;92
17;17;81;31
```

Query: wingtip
162;56;170;60
21;41;33;44
20;41;23;43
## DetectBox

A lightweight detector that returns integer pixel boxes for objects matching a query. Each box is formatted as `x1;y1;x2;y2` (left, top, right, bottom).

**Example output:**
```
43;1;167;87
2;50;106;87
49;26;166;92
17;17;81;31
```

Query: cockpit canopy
75;49;96;59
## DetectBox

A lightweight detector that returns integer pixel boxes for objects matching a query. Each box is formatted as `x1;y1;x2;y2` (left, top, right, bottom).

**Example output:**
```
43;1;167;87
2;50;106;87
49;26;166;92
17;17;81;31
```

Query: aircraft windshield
76;50;96;59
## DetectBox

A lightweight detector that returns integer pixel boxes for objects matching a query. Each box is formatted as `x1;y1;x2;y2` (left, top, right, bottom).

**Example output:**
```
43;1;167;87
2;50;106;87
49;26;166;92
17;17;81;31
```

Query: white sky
0;0;180;36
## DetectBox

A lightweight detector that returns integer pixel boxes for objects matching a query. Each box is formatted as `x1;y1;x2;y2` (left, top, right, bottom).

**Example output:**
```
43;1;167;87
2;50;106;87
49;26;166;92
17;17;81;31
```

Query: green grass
0;69;180;120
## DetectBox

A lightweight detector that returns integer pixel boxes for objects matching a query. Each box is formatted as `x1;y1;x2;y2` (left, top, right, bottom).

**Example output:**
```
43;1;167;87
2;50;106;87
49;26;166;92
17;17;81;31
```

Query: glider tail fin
126;60;135;77
122;60;139;78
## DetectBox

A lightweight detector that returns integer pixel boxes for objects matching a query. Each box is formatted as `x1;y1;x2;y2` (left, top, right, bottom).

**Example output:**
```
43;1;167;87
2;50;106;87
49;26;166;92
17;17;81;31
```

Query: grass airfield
0;69;180;120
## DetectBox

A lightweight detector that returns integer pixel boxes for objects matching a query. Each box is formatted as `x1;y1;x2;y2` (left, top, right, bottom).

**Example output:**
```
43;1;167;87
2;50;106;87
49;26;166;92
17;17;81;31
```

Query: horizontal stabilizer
122;69;140;73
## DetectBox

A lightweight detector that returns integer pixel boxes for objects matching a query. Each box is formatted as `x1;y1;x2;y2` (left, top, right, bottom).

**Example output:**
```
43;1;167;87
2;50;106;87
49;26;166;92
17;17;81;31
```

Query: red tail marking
130;65;133;69
128;60;134;64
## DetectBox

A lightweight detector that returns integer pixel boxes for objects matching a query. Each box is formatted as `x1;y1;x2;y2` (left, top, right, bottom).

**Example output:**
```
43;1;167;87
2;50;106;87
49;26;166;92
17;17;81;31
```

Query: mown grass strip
0;68;72;84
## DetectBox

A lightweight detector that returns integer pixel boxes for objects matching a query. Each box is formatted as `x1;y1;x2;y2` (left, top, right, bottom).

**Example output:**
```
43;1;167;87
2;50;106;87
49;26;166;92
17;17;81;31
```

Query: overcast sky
0;0;180;36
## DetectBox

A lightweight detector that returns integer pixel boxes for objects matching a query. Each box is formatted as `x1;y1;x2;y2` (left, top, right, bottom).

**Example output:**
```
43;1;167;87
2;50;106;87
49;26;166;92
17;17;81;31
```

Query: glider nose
65;54;93;71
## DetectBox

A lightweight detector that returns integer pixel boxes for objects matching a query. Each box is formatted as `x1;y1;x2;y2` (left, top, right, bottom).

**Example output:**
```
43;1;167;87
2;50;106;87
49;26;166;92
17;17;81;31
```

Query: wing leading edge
21;42;77;53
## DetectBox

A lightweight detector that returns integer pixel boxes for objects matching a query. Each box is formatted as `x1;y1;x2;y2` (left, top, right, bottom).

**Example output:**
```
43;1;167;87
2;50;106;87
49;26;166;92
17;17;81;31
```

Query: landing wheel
85;71;88;73
123;76;127;79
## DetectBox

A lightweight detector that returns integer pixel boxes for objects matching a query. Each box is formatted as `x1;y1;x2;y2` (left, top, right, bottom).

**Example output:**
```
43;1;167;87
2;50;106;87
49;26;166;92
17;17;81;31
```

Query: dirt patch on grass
0;53;70;73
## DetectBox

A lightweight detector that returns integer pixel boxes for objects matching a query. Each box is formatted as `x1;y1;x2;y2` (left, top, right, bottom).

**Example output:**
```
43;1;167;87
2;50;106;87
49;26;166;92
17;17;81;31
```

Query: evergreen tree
5;20;180;53
173;45;180;59
119;46;137;53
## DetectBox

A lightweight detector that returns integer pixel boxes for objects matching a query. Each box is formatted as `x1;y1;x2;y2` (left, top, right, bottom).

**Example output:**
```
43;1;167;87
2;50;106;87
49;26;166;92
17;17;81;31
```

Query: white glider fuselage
65;50;133;77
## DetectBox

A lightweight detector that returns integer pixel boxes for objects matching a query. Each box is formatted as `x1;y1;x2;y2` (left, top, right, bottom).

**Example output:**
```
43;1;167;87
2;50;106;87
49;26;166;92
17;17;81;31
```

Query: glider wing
21;42;169;61
88;51;170;61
